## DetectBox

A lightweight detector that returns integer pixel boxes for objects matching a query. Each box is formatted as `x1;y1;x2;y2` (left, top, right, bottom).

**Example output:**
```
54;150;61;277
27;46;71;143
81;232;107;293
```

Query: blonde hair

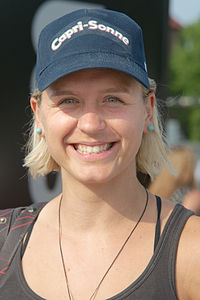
24;78;171;181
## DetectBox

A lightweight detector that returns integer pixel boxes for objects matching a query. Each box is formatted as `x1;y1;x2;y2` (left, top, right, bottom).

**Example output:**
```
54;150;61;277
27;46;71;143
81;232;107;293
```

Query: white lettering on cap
51;19;129;51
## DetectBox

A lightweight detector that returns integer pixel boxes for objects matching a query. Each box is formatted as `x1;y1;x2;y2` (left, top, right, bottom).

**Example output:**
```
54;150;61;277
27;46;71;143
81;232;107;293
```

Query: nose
77;112;106;134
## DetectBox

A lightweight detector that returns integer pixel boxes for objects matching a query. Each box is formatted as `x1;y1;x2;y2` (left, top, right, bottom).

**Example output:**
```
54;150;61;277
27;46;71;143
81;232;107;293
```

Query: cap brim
37;52;150;91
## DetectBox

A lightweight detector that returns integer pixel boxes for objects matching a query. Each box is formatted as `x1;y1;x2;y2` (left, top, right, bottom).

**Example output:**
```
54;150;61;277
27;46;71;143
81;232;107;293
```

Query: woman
0;8;200;300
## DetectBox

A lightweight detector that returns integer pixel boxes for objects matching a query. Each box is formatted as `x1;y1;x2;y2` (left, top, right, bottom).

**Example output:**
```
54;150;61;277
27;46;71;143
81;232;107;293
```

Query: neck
59;170;147;234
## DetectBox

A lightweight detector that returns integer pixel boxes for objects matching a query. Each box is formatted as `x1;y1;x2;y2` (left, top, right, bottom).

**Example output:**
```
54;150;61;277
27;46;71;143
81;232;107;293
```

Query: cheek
42;112;77;144
115;109;146;158
113;108;146;138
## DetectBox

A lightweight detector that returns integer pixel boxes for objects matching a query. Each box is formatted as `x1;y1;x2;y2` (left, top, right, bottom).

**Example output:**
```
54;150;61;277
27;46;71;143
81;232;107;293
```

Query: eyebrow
47;90;76;97
101;87;131;94
48;87;131;97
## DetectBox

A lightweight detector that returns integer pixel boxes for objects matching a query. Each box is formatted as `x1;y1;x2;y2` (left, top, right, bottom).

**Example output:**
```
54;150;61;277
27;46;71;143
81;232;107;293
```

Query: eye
57;98;80;108
61;98;78;104
105;96;123;104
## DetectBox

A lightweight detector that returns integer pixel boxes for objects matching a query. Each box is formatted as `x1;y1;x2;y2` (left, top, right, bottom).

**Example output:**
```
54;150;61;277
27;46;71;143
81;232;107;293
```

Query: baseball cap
36;8;150;91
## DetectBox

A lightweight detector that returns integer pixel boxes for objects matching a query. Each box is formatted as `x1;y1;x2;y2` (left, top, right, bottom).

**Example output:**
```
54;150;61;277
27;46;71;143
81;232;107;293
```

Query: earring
148;125;154;132
36;128;42;134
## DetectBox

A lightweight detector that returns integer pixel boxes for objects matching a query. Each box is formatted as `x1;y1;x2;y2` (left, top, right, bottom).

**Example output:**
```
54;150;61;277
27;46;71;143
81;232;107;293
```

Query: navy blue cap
36;9;150;91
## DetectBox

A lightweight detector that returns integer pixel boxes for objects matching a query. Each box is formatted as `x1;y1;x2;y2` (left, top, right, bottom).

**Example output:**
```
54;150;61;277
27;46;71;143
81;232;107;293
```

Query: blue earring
148;125;154;132
36;128;42;134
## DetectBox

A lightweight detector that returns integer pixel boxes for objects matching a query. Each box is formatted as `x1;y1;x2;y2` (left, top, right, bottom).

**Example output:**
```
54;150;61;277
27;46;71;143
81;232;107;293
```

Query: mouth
73;143;114;154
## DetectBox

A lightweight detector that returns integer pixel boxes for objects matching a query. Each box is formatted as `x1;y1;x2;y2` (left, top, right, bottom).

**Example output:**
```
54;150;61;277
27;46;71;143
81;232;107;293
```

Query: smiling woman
31;68;152;185
0;8;200;300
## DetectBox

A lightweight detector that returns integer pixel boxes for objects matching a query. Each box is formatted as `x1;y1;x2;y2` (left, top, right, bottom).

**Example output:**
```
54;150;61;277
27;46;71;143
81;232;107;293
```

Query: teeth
75;144;112;154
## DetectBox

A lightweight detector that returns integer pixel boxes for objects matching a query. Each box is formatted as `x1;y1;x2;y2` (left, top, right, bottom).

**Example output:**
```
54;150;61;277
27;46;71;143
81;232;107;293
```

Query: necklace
58;189;149;300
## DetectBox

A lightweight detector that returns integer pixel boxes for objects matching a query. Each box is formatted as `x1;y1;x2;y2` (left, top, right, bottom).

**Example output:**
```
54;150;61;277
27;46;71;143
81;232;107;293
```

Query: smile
74;143;113;154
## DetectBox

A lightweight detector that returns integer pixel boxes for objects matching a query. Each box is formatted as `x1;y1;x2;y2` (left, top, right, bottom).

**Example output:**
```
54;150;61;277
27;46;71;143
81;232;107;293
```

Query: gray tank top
0;201;194;299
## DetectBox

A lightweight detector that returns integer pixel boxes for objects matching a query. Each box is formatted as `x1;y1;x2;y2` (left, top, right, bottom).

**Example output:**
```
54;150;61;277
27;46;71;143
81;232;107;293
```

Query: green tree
169;19;200;96
168;106;200;141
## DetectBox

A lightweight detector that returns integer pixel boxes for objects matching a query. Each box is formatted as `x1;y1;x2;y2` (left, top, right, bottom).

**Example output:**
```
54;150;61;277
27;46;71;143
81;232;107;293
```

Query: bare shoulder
176;213;200;300
178;213;200;257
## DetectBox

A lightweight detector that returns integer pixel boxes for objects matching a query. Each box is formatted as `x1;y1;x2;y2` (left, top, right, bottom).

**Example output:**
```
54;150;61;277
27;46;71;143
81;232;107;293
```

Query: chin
76;174;112;185
72;168;116;185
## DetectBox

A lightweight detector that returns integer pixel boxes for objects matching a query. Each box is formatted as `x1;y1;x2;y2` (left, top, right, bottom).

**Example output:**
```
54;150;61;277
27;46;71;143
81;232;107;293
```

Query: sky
169;0;200;26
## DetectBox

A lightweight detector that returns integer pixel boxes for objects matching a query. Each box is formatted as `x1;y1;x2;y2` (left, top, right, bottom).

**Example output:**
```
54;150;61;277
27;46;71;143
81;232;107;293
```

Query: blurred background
0;0;199;208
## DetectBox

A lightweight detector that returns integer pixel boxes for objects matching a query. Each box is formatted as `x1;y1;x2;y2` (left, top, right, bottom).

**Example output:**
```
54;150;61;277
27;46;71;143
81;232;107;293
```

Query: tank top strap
154;195;162;252
21;217;36;257
149;204;194;298
165;204;194;293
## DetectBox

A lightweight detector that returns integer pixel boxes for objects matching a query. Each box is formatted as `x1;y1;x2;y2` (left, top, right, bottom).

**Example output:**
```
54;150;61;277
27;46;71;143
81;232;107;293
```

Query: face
32;69;154;185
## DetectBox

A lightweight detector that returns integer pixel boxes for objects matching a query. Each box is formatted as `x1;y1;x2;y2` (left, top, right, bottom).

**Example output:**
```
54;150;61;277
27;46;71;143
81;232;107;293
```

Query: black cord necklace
58;189;149;300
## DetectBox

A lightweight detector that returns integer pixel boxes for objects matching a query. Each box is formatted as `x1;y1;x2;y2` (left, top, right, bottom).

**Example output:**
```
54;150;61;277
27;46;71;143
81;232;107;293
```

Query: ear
143;92;155;133
30;97;45;136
